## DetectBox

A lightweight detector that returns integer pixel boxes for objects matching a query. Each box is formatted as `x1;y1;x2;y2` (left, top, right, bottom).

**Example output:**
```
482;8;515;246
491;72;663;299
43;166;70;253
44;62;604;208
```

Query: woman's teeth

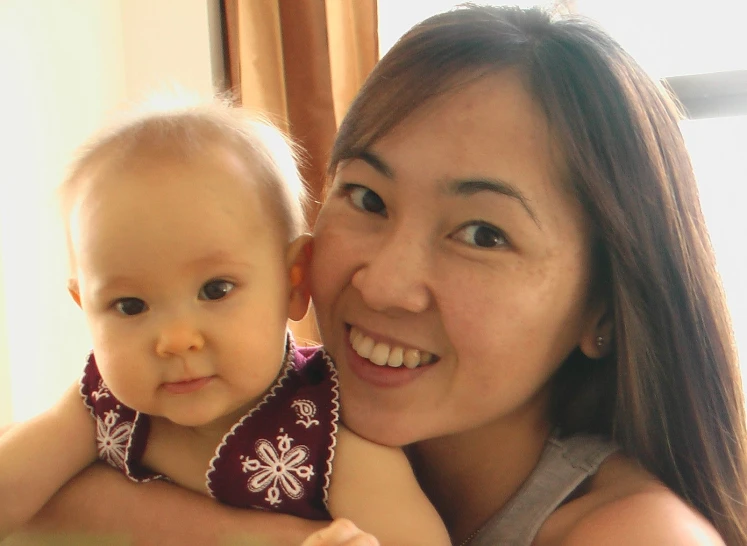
349;327;433;369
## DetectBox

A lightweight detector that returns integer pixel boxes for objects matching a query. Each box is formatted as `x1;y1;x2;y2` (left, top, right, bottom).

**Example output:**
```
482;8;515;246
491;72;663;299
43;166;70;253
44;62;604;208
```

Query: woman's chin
339;401;425;447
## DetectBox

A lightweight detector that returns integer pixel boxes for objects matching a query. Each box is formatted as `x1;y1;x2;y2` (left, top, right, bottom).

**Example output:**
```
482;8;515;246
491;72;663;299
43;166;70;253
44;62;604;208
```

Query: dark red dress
80;335;339;520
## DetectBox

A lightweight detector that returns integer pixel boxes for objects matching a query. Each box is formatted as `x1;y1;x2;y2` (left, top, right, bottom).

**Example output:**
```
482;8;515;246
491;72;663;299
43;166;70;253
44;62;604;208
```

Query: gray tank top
470;433;619;546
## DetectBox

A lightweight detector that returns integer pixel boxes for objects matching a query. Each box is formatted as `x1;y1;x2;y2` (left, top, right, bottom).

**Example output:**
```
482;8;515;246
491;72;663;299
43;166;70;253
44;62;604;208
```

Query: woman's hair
330;4;747;543
61;101;309;243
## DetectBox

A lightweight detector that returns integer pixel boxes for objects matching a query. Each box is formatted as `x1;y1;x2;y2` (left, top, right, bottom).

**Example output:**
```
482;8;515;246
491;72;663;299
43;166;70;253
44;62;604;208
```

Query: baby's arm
327;426;451;546
0;382;96;537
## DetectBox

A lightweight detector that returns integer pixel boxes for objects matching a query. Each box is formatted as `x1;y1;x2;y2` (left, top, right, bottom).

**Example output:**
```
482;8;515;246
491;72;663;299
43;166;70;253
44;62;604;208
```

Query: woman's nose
155;317;205;357
351;231;431;313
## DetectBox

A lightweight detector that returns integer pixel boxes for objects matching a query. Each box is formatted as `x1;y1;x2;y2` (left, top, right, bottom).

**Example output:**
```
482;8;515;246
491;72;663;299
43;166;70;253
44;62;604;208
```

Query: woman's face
311;69;605;446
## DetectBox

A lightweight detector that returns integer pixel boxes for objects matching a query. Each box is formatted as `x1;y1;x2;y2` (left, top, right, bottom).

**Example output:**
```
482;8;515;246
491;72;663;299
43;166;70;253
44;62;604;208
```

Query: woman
14;5;747;545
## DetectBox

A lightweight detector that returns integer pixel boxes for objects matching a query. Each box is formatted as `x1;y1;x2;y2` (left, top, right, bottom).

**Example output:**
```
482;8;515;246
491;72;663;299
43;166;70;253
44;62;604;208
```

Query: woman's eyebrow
357;150;394;178
450;178;541;229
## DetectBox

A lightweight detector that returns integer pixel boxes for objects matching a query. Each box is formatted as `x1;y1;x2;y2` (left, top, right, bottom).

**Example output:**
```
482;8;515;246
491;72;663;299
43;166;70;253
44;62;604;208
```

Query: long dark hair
329;5;747;544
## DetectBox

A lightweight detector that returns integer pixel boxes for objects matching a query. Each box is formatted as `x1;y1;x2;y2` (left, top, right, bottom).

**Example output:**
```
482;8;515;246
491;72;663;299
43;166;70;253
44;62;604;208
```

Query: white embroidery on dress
241;428;314;506
91;378;111;401
96;408;133;469
320;349;340;510
291;399;320;428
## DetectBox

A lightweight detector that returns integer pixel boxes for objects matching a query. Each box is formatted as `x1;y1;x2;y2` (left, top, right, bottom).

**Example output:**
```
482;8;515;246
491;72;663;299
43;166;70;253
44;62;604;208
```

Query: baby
0;102;449;545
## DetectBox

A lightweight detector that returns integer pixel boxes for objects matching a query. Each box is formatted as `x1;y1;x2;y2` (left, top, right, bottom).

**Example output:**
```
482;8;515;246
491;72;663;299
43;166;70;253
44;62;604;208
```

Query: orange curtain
221;0;379;344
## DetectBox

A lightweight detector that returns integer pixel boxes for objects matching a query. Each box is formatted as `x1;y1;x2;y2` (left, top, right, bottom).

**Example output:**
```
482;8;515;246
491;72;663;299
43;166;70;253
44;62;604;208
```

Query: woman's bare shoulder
539;453;724;546
561;485;724;545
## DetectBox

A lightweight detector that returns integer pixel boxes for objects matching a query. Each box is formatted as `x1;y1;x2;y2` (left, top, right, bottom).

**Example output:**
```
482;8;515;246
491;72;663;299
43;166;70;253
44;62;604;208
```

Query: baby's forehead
69;140;260;198
66;157;290;265
66;148;295;254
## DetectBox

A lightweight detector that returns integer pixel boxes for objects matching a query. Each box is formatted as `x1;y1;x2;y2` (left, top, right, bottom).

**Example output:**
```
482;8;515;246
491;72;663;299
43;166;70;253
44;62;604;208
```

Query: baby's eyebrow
449;178;541;229
185;251;251;270
88;276;138;297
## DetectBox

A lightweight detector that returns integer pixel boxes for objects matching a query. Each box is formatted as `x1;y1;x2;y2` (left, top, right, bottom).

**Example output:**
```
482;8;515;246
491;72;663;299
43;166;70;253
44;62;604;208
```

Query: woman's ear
286;234;313;321
67;278;82;308
579;303;614;359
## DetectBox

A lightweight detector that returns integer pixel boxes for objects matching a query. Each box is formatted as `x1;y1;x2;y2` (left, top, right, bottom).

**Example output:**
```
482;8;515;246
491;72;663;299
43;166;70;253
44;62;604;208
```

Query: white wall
0;0;219;424
682;117;747;368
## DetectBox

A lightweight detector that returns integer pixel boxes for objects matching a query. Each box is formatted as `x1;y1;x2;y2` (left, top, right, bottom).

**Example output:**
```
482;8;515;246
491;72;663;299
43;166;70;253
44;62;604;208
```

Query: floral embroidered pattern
96;407;132;469
291;399;319;428
241;429;314;506
90;377;111;401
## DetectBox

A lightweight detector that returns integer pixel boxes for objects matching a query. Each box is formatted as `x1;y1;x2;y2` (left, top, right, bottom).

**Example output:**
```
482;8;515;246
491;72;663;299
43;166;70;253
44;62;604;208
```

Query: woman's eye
452;223;508;249
347;185;387;216
114;298;148;316
199;280;235;301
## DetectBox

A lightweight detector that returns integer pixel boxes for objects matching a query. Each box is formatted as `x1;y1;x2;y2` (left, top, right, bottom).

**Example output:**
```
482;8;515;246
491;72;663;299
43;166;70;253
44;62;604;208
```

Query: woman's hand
301;519;379;546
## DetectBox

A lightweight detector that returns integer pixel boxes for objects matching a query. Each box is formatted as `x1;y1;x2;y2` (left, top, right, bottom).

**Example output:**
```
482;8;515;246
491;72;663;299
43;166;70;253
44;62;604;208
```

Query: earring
595;335;605;348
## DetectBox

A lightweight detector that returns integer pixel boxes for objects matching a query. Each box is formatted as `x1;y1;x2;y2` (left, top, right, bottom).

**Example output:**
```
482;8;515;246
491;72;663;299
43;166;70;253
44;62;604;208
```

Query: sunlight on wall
0;1;126;424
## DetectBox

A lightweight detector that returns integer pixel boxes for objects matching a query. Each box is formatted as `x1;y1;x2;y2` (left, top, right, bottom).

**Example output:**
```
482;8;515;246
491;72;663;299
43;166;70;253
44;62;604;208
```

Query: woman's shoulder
540;453;724;546
561;484;724;545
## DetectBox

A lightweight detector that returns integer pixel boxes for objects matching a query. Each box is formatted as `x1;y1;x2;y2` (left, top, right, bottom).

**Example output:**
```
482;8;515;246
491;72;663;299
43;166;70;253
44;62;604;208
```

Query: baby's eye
114;298;148;316
452;223;508;249
199;279;235;301
346;185;387;216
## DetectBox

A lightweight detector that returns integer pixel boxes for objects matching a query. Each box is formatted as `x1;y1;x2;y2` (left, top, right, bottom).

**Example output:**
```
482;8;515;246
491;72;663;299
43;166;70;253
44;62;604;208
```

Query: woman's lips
161;376;214;395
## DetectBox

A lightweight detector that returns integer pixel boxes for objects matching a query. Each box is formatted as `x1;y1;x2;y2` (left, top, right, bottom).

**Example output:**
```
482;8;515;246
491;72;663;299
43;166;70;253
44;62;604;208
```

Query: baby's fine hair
61;99;309;242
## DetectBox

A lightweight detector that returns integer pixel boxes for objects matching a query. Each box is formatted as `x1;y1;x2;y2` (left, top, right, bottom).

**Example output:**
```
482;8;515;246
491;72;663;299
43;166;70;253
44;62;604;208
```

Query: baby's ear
286;234;313;321
67;278;82;308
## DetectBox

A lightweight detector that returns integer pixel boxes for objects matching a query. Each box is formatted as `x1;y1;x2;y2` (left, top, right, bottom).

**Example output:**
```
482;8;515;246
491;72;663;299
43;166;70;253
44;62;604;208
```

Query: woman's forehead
371;73;562;185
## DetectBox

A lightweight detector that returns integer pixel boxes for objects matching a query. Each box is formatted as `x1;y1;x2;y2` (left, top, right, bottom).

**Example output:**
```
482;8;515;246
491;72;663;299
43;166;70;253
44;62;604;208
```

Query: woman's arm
8;463;326;546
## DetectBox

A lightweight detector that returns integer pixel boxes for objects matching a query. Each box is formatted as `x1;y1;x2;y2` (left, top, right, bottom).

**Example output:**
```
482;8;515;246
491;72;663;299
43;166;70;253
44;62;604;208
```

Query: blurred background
1;0;745;425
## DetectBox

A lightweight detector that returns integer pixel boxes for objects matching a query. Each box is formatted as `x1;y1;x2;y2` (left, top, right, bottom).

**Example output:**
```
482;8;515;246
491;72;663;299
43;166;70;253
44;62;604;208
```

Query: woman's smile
349;326;438;368
341;325;438;389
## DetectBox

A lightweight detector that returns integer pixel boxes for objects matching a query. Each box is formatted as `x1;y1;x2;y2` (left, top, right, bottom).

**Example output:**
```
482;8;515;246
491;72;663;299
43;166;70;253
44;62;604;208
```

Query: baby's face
68;149;301;429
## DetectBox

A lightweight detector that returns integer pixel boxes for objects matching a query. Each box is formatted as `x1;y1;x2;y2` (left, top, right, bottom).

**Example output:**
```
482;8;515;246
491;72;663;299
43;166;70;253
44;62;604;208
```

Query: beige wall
121;0;219;102
0;0;219;424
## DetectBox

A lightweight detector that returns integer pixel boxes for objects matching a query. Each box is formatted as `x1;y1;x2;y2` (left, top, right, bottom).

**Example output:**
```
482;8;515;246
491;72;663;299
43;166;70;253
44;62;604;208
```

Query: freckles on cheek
442;266;554;345
312;231;355;292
